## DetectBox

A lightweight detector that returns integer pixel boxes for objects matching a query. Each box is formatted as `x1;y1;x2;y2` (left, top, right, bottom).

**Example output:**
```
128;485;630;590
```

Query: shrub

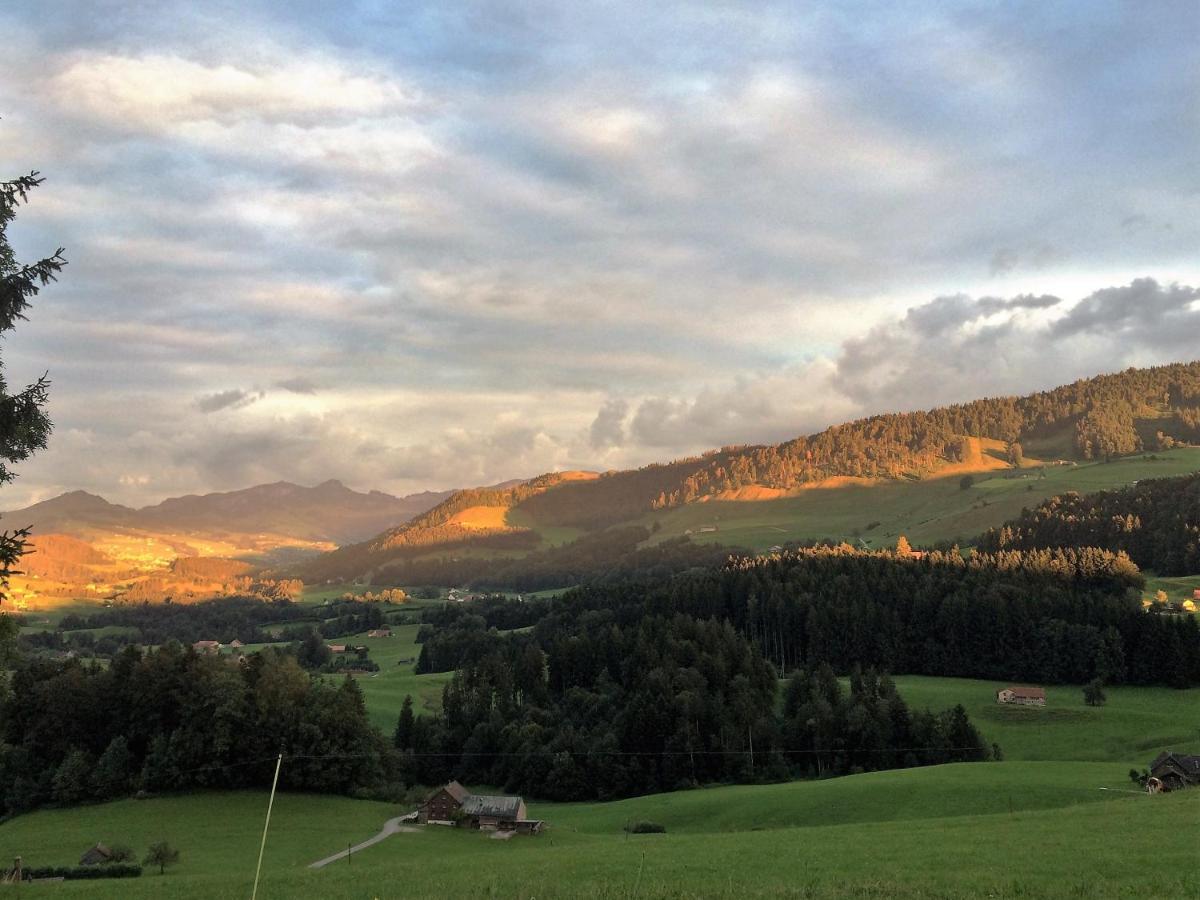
24;864;142;880
624;821;666;834
107;844;134;863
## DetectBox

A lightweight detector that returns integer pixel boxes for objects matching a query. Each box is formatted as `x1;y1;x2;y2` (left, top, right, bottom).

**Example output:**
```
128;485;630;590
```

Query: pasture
0;763;1195;899
642;447;1200;551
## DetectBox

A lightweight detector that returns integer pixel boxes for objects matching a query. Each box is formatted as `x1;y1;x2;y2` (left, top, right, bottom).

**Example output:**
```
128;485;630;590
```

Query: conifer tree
0;160;64;599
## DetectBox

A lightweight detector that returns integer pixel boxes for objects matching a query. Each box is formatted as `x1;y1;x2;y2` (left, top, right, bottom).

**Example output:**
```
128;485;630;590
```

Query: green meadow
0;763;1194;899
342;623;454;730
2;673;1197;898
643;447;1200;551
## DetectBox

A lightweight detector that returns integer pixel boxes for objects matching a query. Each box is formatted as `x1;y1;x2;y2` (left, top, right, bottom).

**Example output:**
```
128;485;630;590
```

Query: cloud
276;377;319;394
50;52;417;128
195;389;261;413
588;398;627;450
2;3;1200;506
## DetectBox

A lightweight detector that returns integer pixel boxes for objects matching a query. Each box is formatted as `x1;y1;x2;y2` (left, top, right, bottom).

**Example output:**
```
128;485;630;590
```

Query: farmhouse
1148;751;1200;792
367;628;392;638
996;686;1046;706
192;640;221;655
418;781;543;834
328;644;347;654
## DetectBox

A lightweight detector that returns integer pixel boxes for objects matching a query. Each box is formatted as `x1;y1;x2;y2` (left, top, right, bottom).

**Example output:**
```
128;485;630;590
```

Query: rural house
192;640;221;655
418;782;543;833
1148;752;1200;792
996;686;1046;706
419;781;471;824
367;628;392;638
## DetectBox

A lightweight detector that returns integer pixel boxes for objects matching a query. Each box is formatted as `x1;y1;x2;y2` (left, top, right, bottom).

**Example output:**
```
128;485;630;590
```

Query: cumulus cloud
588;398;628;449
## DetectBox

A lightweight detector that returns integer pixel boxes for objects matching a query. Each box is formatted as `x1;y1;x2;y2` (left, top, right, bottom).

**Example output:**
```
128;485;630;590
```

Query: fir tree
0;161;65;599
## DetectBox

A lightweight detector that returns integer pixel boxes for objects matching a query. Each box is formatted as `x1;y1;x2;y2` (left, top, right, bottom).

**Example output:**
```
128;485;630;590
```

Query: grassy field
888;676;1200;762
2;673;1197;898
340;623;453;730
1144;572;1200;604
641;447;1200;551
0;764;1194;898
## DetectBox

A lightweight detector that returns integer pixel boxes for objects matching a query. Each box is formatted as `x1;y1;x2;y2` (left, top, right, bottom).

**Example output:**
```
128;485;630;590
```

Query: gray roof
1152;752;1200;774
461;794;523;820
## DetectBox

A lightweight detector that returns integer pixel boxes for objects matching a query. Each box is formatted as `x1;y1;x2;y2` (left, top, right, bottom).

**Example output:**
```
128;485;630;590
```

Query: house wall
419;789;462;824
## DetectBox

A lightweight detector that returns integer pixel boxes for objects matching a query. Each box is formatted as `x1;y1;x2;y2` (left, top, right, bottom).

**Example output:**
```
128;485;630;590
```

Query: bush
107;844;134;863
24;864;142;880
624;821;666;834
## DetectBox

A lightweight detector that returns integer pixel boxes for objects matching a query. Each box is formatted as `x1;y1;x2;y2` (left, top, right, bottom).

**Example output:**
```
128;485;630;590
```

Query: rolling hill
299;361;1200;584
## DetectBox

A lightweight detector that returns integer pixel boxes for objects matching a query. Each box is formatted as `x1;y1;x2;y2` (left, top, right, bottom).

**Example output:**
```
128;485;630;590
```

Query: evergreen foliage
0;646;389;816
0;165;64;596
979;471;1200;574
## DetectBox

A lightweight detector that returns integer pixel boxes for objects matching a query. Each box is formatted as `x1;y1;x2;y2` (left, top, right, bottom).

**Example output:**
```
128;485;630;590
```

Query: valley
5;363;1200;899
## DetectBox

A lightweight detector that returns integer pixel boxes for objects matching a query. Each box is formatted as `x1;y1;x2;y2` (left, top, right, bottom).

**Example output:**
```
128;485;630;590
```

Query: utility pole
251;754;283;900
748;724;755;779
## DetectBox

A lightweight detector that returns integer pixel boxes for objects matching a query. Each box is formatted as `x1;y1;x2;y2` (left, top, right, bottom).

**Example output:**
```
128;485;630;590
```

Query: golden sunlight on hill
445;506;511;529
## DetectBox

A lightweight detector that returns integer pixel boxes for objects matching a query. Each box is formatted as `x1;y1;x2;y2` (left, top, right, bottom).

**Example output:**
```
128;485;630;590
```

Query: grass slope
889;676;1200;762
0;766;1193;899
643;447;1200;551
343;623;453;730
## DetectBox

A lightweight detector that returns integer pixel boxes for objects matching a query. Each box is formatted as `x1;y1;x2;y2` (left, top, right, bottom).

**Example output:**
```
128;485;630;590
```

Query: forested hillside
518;361;1200;528
299;361;1200;582
980;472;1200;574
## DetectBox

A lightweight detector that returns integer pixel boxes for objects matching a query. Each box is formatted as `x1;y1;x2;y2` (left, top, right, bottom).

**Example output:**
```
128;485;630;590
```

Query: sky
1;0;1198;507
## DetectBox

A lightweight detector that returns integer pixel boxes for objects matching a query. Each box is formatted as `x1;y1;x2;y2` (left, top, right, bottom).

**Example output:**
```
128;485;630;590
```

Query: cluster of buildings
418;781;543;834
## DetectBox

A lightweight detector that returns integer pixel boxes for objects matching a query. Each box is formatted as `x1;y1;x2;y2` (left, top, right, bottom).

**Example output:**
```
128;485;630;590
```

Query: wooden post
251;754;283;900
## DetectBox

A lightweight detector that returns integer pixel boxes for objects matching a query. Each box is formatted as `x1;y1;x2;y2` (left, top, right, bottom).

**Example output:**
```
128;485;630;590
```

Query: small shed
79;844;113;866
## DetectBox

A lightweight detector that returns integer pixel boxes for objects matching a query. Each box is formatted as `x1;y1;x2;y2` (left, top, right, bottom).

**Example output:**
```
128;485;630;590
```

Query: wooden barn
1149;751;1200;792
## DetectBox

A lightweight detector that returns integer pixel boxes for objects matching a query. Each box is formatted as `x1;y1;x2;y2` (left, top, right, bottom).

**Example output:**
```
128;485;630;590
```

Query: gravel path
308;816;417;869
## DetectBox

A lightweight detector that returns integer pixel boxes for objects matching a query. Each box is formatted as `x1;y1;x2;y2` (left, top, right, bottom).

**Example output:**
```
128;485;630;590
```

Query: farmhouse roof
442;780;470;803
79;843;112;866
1001;685;1045;700
461;794;523;820
193;640;220;649
1151;751;1200;775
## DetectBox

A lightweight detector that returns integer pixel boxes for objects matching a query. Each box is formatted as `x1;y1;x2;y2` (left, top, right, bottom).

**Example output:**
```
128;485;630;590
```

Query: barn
1149;751;1200;792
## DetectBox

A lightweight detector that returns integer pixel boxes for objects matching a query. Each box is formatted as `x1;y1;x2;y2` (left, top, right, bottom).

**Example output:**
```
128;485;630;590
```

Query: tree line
0;646;390;815
979;472;1200;575
393;612;990;801
516;544;1200;688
